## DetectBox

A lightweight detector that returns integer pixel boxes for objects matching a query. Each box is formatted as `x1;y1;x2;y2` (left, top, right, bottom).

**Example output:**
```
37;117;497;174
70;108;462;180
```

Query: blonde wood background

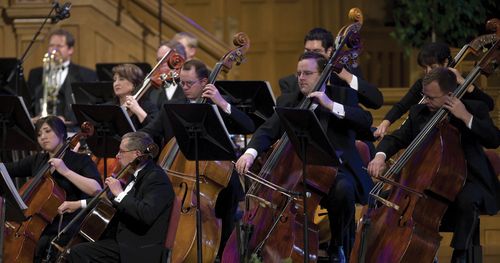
1;1;498;262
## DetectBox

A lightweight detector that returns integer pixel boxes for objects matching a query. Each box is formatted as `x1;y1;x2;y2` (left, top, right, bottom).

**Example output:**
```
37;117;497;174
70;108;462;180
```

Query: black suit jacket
112;160;174;263
383;78;495;124
278;67;383;109
377;101;500;214
249;86;374;203
141;98;255;148
28;63;97;122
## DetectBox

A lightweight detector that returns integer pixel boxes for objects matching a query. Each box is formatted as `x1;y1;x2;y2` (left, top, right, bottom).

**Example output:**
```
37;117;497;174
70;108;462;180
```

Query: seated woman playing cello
4;116;102;262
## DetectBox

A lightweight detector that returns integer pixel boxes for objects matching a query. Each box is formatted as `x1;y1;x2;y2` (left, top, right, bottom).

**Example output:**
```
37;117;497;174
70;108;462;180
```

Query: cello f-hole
179;181;191;213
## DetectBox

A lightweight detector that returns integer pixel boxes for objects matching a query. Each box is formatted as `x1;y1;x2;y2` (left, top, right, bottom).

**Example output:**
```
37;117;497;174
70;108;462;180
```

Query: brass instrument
41;48;63;117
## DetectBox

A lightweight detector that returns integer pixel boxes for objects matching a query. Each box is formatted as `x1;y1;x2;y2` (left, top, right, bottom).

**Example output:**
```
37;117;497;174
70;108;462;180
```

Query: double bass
350;18;500;263
222;15;364;263
3;122;94;263
157;32;250;263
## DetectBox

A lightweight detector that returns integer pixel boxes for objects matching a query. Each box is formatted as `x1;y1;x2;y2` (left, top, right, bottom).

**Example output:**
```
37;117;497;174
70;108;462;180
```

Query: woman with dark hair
111;64;158;129
3;116;102;262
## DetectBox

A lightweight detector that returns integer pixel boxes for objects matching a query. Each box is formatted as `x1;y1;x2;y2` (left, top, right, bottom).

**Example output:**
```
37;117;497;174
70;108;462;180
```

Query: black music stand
96;63;152;81
164;103;236;263
215;80;275;131
0;58;30;107
275;107;340;263
0;95;37;152
72;104;136;178
72;81;115;105
0;163;28;263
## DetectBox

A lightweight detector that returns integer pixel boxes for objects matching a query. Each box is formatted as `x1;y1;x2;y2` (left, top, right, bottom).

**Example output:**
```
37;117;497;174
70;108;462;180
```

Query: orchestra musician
373;42;494;139
109;63;158;129
62;131;175;263
235;51;374;263
4;116;102;262
141;59;255;259
148;40;187;108
368;67;500;263
28;29;98;126
278;27;383;110
173;32;198;61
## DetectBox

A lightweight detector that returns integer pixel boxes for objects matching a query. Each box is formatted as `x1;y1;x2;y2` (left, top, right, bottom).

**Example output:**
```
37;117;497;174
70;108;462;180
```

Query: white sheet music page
0;163;28;210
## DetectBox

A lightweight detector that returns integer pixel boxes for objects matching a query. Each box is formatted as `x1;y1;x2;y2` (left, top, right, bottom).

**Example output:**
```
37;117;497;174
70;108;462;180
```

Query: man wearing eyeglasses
235;52;373;263
62;132;175;263
368;67;500;263
141;59;255;260
278;27;383;110
28;29;97;127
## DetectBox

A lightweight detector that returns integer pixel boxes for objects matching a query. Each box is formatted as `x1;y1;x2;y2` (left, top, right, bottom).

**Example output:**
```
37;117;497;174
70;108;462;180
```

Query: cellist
140;59;255;259
61;131;175;263
235;51;374;263
368;67;500;263
4;116;102;262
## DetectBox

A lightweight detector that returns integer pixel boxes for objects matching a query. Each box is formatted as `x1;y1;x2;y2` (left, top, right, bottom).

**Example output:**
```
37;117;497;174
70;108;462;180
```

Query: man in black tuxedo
278;27;383;110
368;67;500;263
236;52;373;263
67;131;175;263
141;59;255;259
148;39;187;108
28;29;97;125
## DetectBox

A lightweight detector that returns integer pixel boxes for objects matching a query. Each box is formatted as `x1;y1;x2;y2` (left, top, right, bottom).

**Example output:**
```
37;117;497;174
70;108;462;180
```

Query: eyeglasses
180;80;200;87
304;48;325;54
295;71;318;77
420;92;446;101
117;149;136;155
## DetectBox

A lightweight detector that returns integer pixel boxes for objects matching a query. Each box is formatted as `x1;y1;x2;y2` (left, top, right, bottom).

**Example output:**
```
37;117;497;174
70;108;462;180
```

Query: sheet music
0;163;28;210
120;106;137;132
17;96;35;130
211;104;236;150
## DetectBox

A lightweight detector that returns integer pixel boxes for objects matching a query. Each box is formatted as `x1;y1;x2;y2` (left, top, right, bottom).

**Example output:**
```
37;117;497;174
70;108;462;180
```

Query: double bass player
368;67;500;263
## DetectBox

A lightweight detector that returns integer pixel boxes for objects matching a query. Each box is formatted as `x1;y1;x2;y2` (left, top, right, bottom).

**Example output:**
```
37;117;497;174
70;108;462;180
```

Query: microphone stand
5;2;62;102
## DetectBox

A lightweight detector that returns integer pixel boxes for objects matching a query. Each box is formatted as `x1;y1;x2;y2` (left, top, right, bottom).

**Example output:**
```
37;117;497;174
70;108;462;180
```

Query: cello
350;18;500;263
157;32;250;263
50;151;155;262
222;15;364;263
3;122;94;263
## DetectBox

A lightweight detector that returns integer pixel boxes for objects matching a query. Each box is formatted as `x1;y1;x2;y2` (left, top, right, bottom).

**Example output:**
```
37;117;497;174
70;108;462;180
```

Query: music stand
72;104;136;178
96;63;152;81
72;81;115;105
0;58;30;107
163;103;236;263
0;95;37;152
215;80;276;130
0;163;28;263
275;107;340;263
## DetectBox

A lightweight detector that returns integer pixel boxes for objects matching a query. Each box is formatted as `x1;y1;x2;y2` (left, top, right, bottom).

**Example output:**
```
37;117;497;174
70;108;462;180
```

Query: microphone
51;2;72;23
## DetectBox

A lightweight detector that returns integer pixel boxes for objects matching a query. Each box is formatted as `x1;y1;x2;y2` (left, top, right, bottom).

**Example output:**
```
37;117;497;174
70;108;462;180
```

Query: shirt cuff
331;102;345;119
224;103;232;114
244;148;258;159
467;116;474;129
114;191;127;203
375;152;387;160
80;199;87;209
349;75;359;91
